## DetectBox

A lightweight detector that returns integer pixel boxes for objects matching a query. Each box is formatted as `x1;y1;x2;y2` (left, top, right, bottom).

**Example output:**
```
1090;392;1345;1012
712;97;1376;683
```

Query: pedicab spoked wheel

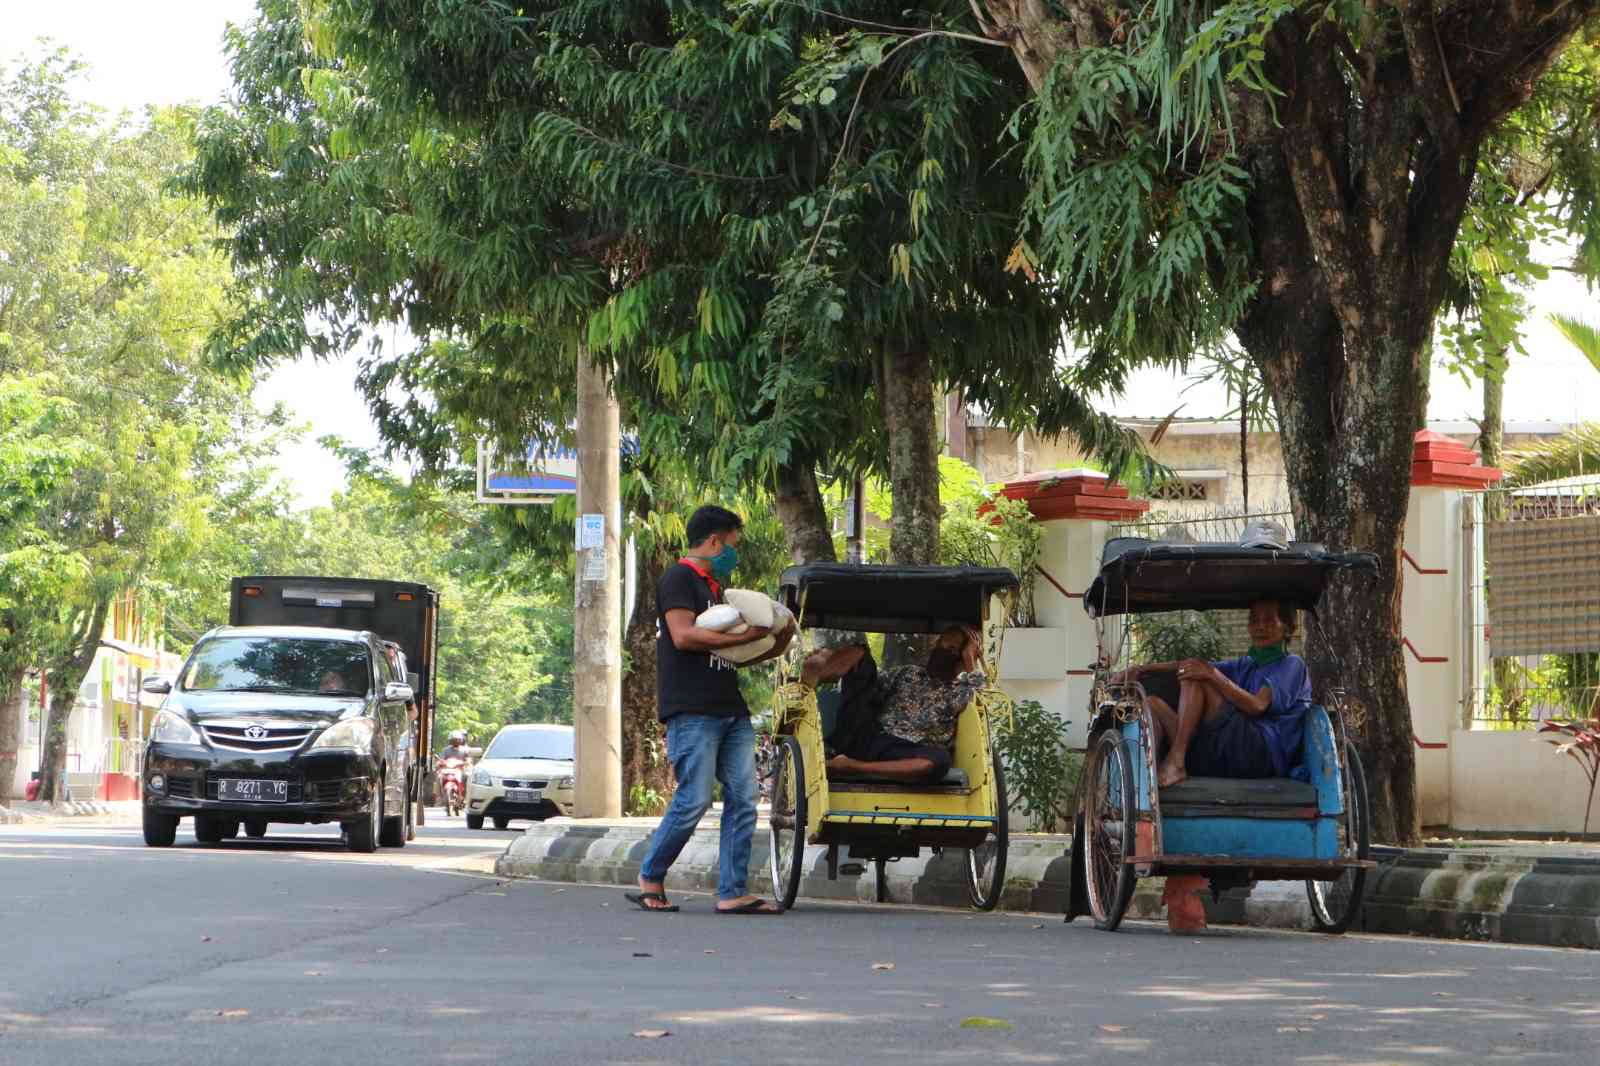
768;736;807;911
1307;741;1371;934
1083;728;1136;931
965;750;1009;911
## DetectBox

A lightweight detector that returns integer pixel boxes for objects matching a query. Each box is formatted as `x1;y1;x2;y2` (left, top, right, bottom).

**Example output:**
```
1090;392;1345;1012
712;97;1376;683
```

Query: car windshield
486;730;574;761
181;637;371;696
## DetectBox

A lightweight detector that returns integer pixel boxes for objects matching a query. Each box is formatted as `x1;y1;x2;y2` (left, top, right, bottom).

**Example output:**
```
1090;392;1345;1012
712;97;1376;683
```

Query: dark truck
228;576;441;832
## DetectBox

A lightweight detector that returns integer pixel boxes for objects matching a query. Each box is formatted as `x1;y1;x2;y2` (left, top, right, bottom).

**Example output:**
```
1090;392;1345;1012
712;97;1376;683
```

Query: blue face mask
708;544;738;581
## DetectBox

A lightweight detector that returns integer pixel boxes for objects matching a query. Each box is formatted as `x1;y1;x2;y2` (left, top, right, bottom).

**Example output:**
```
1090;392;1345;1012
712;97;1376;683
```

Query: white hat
1240;519;1289;551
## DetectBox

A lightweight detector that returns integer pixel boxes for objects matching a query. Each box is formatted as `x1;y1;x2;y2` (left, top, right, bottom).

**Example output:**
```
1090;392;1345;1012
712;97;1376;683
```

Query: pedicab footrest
1158;776;1318;810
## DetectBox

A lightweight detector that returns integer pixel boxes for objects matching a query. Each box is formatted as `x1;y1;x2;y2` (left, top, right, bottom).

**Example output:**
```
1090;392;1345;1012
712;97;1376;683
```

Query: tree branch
1400;0;1462;154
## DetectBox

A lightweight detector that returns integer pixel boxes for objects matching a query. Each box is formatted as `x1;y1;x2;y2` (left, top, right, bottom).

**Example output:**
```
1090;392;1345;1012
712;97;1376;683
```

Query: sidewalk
0;800;142;826
497;817;1600;949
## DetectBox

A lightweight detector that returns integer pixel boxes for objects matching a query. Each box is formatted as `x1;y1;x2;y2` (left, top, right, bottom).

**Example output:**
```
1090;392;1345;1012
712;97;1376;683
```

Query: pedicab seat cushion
1159;776;1317;811
827;766;970;789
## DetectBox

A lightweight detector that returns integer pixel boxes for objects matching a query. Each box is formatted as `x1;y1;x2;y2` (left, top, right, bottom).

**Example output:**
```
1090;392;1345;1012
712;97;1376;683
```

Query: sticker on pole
578;514;605;549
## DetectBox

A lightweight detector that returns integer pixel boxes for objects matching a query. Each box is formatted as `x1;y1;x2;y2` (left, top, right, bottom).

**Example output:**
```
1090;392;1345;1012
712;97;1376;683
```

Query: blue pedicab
1066;538;1380;933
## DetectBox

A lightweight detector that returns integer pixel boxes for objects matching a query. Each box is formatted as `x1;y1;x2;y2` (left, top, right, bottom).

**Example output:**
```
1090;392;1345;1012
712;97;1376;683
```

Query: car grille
206;774;304;802
502;779;549;789
166;776;196;798
199;720;316;753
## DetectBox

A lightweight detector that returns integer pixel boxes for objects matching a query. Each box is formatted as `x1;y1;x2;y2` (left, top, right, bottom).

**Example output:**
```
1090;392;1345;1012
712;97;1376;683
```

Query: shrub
1132;610;1229;663
943;493;1042;627
995;698;1076;832
1539;716;1600;840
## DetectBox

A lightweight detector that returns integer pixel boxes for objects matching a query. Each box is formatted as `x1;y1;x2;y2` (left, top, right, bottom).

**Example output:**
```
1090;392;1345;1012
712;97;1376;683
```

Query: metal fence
1465;478;1600;727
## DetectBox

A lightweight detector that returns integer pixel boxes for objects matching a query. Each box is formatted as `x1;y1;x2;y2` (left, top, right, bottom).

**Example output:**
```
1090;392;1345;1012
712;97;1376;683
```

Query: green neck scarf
1247;642;1288;667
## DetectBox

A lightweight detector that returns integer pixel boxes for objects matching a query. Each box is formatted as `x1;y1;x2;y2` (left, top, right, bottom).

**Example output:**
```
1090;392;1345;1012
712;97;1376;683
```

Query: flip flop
624;890;679;913
715;898;784;915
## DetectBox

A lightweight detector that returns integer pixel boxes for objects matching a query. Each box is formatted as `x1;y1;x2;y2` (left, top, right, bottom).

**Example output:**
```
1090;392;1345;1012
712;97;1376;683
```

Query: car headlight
310;717;376;751
554;776;575;789
149;709;201;745
472;769;491;786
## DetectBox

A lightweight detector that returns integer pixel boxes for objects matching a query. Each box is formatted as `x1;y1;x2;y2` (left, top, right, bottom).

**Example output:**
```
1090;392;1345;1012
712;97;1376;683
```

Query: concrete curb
0;800;136;825
497;822;1600;948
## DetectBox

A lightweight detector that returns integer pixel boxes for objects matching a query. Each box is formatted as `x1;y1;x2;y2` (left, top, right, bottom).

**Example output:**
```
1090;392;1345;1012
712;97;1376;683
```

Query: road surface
2;816;1595;1064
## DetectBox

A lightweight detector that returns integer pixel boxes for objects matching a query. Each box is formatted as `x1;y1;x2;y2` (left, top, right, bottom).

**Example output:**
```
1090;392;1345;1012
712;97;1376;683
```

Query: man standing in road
628;505;793;914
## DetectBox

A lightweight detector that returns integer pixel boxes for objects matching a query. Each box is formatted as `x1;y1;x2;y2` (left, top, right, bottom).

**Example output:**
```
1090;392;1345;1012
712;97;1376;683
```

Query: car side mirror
141;676;173;696
383;681;415;704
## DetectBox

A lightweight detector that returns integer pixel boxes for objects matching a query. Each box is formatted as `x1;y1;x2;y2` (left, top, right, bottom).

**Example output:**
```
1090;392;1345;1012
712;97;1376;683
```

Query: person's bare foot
1157;759;1188;788
634;876;673;910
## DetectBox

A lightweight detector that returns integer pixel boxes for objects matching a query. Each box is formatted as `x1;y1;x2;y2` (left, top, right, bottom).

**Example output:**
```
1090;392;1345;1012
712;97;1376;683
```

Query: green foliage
186;0;1152;508
942;492;1042;627
993;698;1076;832
1133;611;1230;664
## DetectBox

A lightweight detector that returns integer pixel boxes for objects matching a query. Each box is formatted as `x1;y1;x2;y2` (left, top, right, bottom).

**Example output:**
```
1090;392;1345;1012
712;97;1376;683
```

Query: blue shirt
1212;654;1313;777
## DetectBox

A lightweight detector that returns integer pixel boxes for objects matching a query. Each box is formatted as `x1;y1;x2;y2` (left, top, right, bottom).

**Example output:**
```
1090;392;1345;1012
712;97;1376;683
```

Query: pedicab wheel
768;736;807;911
965;750;1009;911
1083;729;1136;931
1307;741;1371;934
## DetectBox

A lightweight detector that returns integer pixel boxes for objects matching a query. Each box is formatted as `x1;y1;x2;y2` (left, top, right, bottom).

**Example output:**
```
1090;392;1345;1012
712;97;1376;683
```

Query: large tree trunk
621;543;671;814
0;667;23;807
774;457;837;564
38;596;110;806
878;348;941;665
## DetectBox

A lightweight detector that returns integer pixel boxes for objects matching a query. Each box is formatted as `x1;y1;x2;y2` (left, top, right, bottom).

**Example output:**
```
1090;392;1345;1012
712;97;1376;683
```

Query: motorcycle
435;756;468;817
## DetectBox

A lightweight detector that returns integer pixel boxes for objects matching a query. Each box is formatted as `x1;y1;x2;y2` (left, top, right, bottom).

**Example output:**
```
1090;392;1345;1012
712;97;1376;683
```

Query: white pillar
1402;430;1502;828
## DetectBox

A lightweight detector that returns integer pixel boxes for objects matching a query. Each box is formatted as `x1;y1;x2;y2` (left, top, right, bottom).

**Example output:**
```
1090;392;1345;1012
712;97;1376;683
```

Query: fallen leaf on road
552;888;566;893
1433;992;1454;998
200;936;213;943
787;994;808;1001
303;971;323;977
703;950;716;955
1098;1025;1125;1034
960;1017;1013;1030
215;1010;248;1019
871;962;895;971
632;952;653;958
1030;924;1044;929
633;1029;670;1039
1309;1014;1326;1021
376;949;388;954
923;1002;944;1008
619;937;637;942
1276;1027;1313;1034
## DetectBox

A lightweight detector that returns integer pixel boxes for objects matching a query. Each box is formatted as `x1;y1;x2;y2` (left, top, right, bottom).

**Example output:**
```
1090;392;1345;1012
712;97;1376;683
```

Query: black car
141;626;417;852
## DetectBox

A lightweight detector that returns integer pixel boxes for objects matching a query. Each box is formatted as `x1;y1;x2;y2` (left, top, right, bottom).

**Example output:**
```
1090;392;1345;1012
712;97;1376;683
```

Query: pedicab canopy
779;564;1019;634
1084;538;1379;617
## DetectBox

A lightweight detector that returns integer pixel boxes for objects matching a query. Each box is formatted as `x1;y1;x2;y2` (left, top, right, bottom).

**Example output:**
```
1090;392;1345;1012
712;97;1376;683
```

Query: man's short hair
686;505;743;547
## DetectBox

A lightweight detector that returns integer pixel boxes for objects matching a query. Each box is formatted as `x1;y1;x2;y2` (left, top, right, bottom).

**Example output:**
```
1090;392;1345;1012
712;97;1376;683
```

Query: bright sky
11;1;1596;507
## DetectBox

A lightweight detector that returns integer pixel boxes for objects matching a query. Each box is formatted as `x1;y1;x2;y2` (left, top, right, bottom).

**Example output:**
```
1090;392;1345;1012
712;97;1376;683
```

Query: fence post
996;469;1150;749
1404;430;1502;827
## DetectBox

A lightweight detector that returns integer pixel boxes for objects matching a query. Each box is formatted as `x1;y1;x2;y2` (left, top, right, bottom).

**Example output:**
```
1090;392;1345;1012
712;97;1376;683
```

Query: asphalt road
2;815;1597;1065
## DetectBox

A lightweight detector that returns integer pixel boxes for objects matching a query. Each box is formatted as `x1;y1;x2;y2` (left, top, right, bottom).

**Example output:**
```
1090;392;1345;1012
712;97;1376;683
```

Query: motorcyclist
436;730;471;765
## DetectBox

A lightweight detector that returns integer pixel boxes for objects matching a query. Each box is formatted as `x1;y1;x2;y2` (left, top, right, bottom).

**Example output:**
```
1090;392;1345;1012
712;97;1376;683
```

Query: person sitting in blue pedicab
1115;598;1313;788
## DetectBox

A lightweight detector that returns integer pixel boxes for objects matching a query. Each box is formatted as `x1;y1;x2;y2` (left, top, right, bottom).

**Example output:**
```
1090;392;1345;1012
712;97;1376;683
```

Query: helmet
448;730;467;746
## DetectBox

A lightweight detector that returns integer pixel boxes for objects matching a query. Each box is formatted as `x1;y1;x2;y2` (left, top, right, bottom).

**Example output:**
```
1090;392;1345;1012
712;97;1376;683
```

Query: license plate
218;778;289;803
505;788;541;804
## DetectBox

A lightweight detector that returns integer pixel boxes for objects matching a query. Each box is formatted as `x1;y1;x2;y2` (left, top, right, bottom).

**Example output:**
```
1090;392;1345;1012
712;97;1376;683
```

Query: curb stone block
497;823;1600;948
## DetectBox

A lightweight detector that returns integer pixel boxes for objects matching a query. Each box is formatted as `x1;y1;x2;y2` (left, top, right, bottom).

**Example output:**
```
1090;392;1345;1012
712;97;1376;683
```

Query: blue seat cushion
1160;776;1317;809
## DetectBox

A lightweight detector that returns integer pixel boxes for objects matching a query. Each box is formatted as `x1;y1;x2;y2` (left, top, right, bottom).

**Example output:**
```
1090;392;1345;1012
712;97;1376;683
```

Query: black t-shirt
656;562;749;721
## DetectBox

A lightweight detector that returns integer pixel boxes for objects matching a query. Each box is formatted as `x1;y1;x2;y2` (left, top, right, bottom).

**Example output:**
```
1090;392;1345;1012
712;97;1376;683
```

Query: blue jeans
639;714;758;900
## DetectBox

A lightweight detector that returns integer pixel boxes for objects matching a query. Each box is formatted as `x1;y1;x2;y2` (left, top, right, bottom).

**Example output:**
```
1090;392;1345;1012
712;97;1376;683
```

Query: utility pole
573;341;623;817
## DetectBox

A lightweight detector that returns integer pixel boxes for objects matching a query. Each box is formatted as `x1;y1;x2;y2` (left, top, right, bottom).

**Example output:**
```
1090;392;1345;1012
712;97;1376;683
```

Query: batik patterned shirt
875;666;986;748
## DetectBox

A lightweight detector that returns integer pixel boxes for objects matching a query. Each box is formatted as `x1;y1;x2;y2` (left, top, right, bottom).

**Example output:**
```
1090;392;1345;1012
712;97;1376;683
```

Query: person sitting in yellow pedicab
800;625;986;783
